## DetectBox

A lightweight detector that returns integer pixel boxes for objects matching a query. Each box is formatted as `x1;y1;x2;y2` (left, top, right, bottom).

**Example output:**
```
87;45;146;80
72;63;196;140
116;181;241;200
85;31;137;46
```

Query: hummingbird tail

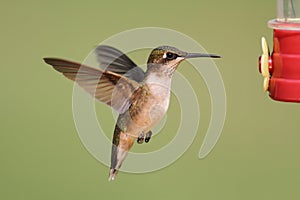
108;169;118;181
109;125;135;181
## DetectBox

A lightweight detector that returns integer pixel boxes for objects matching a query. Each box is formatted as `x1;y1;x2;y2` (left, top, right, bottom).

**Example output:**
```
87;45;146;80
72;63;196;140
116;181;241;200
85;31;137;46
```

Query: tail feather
109;124;135;181
108;169;118;181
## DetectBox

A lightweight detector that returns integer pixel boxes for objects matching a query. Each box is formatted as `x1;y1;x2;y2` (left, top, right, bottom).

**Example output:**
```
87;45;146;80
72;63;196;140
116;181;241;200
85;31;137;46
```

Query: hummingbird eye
165;52;178;60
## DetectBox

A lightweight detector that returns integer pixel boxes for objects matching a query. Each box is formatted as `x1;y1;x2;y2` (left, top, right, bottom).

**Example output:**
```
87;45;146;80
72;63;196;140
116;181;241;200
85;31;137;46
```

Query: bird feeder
259;0;300;102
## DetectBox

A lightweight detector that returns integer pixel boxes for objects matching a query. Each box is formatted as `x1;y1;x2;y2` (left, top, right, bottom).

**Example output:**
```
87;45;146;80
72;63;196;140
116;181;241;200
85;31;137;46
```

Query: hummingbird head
146;46;220;77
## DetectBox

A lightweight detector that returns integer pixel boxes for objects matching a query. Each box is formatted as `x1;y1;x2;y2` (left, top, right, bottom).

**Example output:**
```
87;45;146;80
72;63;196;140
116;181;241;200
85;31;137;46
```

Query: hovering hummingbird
44;45;220;181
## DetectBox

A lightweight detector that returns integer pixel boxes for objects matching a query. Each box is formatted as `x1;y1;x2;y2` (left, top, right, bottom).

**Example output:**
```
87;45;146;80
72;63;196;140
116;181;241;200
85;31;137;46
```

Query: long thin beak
185;53;221;59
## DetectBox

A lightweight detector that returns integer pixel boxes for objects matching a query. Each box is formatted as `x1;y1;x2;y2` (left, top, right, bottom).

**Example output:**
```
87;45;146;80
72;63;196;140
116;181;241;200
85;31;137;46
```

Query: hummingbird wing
95;45;145;83
44;58;140;114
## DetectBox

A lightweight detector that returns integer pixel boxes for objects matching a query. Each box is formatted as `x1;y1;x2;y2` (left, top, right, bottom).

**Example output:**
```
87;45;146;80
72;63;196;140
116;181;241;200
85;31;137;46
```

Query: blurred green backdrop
1;0;300;199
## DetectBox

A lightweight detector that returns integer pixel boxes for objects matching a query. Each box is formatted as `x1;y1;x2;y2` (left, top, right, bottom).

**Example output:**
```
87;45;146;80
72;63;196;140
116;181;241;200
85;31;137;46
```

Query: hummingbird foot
137;131;152;144
145;131;152;143
137;133;145;144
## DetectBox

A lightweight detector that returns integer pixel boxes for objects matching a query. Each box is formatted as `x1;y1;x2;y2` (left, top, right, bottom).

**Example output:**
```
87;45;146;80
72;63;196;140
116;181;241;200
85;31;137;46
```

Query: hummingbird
43;45;220;181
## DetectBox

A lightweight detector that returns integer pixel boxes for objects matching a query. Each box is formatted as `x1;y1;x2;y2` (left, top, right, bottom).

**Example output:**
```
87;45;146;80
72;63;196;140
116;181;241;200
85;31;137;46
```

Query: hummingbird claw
145;131;152;143
137;133;145;144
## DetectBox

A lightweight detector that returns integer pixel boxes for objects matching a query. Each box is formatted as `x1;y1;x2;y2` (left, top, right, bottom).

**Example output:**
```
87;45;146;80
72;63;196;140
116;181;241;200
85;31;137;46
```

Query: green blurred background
1;0;300;199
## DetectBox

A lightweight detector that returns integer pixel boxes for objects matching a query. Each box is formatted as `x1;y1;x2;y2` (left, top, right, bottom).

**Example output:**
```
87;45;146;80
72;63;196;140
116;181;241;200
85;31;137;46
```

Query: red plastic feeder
259;0;300;103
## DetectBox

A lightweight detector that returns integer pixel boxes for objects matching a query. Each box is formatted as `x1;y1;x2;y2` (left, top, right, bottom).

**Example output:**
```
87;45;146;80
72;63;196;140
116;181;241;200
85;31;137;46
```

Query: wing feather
95;45;145;82
44;57;140;113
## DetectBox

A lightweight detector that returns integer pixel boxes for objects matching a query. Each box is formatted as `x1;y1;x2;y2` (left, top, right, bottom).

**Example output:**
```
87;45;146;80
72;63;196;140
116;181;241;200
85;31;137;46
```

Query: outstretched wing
95;45;145;82
44;57;140;114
